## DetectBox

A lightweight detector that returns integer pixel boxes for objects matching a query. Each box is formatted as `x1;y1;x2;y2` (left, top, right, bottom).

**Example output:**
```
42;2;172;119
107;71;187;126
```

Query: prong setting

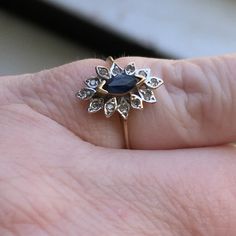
125;62;136;75
118;97;130;120
110;63;123;76
76;59;163;119
88;98;104;113
104;97;117;118
96;66;109;79
130;94;143;109
145;77;164;89
76;88;96;100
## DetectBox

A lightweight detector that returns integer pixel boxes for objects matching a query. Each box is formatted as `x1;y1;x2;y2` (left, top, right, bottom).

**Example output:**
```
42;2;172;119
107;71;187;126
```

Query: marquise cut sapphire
104;72;137;94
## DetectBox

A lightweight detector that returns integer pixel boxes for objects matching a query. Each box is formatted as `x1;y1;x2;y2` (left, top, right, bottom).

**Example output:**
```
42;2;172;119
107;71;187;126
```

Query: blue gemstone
104;72;137;94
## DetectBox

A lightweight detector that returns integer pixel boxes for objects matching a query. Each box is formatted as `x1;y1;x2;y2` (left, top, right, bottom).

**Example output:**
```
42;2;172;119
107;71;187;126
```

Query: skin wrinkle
135;173;192;235
214;57;236;128
41;164;136;234
157;179;204;235
88;157;186;235
176;62;205;145
104;180;158;232
1;146;236;234
174;61;210;145
179;62;205;120
0;75;24;105
151;60;201;148
19;76;63;126
154;173;210;235
42;69;77;129
208;58;227;124
54;150;170;234
0;104;81;152
194;58;224;127
2;175;63;227
0;194;42;231
0;160;85;234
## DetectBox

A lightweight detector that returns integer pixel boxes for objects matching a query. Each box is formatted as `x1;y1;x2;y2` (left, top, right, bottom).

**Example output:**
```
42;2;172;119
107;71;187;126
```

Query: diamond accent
139;88;156;103
130;94;143;109
136;69;150;78
117;97;130;119
85;78;100;88
96;66;109;79
88;98;104;113
110;63;123;76
145;77;164;89
76;88;96;100
104;97;117;118
125;62;136;75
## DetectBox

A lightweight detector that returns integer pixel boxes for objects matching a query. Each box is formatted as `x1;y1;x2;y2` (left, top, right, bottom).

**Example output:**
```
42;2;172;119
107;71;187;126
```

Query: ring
76;57;164;149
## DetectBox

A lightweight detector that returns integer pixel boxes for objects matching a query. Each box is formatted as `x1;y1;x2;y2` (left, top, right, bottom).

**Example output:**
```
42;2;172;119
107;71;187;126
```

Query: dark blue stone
104;72;137;94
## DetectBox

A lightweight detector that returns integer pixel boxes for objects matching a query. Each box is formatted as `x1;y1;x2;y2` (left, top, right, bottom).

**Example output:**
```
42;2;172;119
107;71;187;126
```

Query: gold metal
106;56;132;149
120;116;130;149
135;75;146;87
77;56;164;149
106;56;115;65
97;80;108;95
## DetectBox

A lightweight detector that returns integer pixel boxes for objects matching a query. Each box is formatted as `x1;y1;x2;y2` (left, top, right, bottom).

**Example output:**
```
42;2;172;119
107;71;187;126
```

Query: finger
115;55;236;149
1;104;236;235
0;59;124;148
2;55;236;149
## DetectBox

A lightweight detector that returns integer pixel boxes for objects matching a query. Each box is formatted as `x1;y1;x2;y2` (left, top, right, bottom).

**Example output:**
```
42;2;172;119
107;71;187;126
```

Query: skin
0;54;236;235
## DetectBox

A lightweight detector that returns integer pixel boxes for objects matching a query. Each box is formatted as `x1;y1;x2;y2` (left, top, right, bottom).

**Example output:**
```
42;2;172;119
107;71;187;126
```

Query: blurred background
0;0;236;75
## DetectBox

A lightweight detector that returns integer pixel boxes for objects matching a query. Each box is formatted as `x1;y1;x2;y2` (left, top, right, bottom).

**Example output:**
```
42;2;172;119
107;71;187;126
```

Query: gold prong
97;80;108;95
106;56;114;66
120;117;130;149
135;75;146;87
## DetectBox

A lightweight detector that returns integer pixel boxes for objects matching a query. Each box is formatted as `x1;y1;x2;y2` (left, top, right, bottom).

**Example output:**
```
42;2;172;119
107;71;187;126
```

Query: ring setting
76;57;164;120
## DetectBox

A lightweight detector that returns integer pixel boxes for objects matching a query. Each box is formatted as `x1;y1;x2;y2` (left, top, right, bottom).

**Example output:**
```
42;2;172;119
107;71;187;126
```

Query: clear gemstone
146;77;163;89
96;66;109;79
151;78;158;86
118;98;130;119
125;63;135;75
136;68;150;78
85;78;99;88
100;68;108;75
104;97;117;117
76;88;95;100
143;90;152;100
134;99;140;106
107;103;114;110
139;70;147;77
111;63;123;76
139;88;156;103
130;94;143;109
88;98;104;113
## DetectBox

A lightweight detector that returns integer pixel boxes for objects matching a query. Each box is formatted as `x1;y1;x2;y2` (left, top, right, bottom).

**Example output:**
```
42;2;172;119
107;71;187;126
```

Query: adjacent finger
3;55;236;149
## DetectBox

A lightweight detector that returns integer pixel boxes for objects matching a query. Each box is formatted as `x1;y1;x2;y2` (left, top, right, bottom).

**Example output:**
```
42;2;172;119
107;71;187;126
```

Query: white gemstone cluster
76;62;163;119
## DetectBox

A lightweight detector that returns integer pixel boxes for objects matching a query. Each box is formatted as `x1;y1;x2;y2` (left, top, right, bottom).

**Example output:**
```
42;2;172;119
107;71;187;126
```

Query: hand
0;55;236;236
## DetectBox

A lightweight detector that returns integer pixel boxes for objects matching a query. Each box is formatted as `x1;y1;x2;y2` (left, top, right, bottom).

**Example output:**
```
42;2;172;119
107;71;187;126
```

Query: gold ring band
121;117;130;149
76;56;164;149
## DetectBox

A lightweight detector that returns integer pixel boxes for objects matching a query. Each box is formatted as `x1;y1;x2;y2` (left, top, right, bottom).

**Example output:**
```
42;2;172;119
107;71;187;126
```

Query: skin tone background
0;54;236;235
